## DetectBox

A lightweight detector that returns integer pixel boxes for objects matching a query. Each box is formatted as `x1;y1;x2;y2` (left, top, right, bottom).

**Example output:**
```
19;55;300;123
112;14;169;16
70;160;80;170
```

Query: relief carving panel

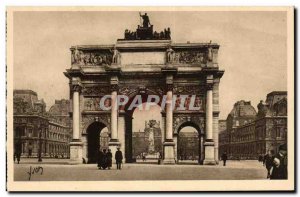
173;115;205;134
71;49;113;66
81;114;111;134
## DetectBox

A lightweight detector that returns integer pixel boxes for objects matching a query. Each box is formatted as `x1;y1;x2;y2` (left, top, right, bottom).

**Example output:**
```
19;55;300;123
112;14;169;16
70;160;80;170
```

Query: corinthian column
166;87;173;141
72;88;80;140
108;78;121;162
162;75;175;164
203;74;216;165
110;85;118;141
69;80;83;164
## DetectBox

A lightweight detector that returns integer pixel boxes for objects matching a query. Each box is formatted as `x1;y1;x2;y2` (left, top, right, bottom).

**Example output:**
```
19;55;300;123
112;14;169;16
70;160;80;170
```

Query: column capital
71;78;83;92
110;75;119;92
206;74;214;90
72;84;82;93
111;84;119;92
166;84;173;91
206;83;214;91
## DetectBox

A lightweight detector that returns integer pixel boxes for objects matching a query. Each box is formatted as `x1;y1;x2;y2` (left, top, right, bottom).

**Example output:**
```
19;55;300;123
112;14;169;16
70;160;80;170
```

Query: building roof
48;99;70;116
267;91;287;97
13;89;37;96
229;100;257;117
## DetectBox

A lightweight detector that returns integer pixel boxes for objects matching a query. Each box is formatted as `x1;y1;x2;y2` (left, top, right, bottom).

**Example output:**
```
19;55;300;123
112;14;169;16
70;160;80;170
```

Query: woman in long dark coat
101;149;108;170
97;149;104;169
107;149;113;170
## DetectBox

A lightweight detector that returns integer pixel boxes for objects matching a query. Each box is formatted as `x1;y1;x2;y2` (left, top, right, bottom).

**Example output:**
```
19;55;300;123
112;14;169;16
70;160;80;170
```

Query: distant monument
122;12;171;40
132;120;162;158
148;127;155;153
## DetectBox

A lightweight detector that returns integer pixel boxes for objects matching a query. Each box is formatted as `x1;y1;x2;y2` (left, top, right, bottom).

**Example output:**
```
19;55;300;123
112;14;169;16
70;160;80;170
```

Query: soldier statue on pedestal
166;46;175;63
111;46;120;65
139;12;151;28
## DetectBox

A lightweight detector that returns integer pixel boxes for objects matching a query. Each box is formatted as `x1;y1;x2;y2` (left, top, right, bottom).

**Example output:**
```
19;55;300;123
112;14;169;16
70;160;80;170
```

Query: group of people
14;152;21;164
97;147;123;170
261;144;287;179
221;143;287;180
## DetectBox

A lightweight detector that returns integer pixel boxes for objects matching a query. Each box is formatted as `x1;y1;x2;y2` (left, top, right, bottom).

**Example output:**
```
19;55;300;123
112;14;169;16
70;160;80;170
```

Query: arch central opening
124;94;163;163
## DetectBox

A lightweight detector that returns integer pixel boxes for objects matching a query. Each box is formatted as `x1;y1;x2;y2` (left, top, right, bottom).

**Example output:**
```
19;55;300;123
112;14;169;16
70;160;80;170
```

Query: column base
69;140;83;165
162;141;175;165
203;141;216;165
109;140;121;164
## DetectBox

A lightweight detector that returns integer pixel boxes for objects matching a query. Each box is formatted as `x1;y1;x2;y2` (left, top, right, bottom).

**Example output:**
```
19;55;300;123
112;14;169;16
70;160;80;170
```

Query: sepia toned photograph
6;7;294;191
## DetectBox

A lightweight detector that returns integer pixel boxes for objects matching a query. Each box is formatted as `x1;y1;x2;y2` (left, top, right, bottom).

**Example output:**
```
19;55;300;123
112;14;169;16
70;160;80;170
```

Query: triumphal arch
64;14;224;165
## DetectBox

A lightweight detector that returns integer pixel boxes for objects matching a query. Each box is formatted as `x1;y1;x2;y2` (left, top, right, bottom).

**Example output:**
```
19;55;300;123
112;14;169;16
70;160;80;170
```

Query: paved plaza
13;159;267;181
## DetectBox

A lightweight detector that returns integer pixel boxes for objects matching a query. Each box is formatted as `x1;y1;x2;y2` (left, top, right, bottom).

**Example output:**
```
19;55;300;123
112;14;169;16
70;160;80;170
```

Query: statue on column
72;46;80;64
207;41;213;62
139;12;151;28
166;46;175;63
111;46;121;65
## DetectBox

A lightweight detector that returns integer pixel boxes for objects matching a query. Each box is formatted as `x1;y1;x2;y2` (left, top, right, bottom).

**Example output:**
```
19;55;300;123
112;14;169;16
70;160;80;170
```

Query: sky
13;11;287;122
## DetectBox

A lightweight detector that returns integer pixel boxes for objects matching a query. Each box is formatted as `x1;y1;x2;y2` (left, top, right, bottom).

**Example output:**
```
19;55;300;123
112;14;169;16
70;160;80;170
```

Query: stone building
255;91;287;156
13;90;48;157
13;90;71;158
218;91;287;160
64;15;224;165
48;99;72;158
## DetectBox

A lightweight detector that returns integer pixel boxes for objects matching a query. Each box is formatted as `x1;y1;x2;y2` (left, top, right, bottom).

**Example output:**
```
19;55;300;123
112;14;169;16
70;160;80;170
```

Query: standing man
115;147;123;170
265;151;274;178
15;140;22;164
97;149;104;170
16;151;21;164
107;149;112;170
221;152;228;166
270;144;287;179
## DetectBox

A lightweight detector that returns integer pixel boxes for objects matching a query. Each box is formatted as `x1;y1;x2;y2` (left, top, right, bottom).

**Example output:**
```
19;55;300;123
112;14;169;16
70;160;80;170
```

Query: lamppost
38;128;42;162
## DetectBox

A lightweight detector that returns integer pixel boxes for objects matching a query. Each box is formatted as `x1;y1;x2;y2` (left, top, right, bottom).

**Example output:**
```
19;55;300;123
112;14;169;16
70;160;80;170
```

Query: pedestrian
270;144;287;180
97;149;104;170
263;153;267;166
16;151;21;164
115;147;123;170
158;152;162;164
102;149;108;170
107;149;112;170
265;151;274;178
13;152;16;163
221;152;228;166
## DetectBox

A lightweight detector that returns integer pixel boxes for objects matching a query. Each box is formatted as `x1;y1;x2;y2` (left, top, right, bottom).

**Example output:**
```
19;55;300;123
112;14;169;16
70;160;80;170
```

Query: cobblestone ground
13;159;267;181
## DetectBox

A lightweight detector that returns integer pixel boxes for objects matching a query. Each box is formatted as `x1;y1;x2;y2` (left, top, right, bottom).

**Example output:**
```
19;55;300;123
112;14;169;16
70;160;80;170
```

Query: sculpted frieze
118;85;165;97
71;49;113;66
81;86;111;96
174;95;205;112
84;97;111;111
173;85;205;95
173;51;207;64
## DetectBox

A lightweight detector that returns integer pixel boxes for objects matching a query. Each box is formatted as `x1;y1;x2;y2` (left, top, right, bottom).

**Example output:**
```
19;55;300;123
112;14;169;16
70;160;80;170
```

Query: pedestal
162;141;175;164
69;140;83;165
109;140;121;164
203;141;216;165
